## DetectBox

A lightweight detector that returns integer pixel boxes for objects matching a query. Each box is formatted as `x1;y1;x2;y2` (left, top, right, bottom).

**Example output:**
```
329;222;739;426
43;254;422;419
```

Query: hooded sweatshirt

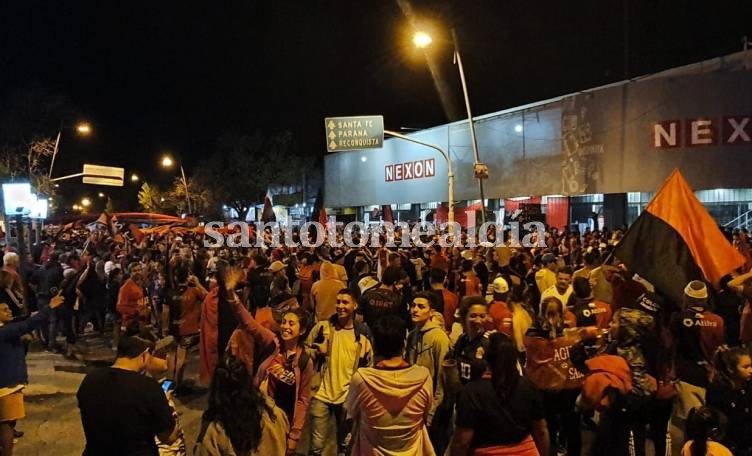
346;364;435;456
406;319;450;425
310;261;345;321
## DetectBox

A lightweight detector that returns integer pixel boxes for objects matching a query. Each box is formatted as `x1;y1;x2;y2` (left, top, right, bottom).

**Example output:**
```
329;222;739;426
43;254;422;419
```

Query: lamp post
161;155;192;215
49;122;92;178
413;29;488;224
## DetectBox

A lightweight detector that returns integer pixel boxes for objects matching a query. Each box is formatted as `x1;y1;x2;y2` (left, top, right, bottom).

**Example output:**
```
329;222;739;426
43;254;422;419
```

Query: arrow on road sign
327;120;336;130
329;141;337;150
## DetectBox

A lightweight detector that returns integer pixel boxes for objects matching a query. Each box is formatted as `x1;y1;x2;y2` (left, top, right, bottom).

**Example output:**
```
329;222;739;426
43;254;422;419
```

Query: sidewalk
15;334;206;456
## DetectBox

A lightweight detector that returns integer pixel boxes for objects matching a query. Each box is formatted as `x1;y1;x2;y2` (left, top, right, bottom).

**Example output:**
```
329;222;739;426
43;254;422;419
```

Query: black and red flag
613;169;745;304
311;189;327;227
381;204;394;224
261;189;276;223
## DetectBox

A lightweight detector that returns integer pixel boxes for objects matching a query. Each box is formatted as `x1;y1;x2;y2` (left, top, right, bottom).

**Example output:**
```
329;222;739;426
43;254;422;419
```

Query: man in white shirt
306;289;373;456
541;266;574;311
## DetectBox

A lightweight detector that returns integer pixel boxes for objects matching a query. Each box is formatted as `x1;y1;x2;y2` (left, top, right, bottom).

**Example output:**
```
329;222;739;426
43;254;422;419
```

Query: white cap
492;276;509;294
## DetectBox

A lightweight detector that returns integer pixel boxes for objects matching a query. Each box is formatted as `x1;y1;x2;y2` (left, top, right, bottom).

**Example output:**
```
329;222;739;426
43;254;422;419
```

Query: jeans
308;397;351;455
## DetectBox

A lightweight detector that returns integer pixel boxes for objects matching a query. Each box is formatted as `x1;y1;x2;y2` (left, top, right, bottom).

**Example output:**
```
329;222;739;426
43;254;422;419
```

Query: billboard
325;60;752;207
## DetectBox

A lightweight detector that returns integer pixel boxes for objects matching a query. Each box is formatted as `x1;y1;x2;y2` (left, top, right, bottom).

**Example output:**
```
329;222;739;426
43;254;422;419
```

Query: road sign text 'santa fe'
325;115;384;152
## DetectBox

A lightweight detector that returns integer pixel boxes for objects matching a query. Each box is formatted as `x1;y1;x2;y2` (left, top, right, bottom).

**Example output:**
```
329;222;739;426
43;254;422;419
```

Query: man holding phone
77;336;177;455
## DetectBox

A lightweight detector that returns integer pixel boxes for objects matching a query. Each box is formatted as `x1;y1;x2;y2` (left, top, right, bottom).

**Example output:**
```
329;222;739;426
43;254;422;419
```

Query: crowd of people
1;223;752;456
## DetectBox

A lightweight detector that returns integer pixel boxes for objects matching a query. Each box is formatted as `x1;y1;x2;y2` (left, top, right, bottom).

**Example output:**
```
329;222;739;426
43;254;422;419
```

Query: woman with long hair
706;347;752;455
524;296;586;456
451;332;549;455
681;406;732;456
195;355;288;456
224;288;314;456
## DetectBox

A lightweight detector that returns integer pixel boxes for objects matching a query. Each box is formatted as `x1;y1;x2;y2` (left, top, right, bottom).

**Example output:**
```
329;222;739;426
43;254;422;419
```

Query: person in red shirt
428;268;458;333
458;259;482;298
429;245;449;273
164;263;208;393
488;277;513;336
117;263;148;331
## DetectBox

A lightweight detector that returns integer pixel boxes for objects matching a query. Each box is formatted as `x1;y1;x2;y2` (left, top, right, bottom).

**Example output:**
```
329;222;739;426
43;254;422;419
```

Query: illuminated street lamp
412;28;488;223
76;122;92;135
98;192;105;198
131;173;140;183
412;31;432;48
81;197;91;208
49;121;93;178
161;154;192;214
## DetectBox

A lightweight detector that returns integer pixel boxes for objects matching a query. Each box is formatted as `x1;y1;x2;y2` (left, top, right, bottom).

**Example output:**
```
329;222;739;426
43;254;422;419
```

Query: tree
195;130;308;221
137;182;165;213
0;87;75;198
164;176;212;216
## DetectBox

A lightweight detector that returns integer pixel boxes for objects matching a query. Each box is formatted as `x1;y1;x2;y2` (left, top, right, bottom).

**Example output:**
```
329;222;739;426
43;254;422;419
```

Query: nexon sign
653;116;751;148
385;158;436;182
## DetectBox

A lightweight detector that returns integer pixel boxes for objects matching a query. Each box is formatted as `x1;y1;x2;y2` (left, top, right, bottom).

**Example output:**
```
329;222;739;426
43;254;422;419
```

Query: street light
130;173;140;183
160;154;192;215
81;197;91;208
413;31;432;48
49;121;93;178
98;192;105;198
412;29;488;224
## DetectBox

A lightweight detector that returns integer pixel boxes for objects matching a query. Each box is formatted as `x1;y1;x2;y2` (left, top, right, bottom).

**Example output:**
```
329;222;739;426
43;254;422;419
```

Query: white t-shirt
315;328;360;405
540;285;573;309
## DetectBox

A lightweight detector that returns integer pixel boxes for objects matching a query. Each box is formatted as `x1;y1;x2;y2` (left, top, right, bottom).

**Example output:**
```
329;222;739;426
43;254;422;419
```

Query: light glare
413;31;432;49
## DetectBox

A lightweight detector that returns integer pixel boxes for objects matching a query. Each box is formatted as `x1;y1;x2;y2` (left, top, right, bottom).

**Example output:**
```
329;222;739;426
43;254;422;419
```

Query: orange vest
524;333;585;391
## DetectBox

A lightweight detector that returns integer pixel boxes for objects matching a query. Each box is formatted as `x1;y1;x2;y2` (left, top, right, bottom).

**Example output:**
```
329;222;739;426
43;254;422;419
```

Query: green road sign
325;115;384;152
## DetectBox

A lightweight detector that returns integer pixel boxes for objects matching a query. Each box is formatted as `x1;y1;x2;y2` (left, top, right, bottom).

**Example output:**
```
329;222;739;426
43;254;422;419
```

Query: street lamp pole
384;129;455;236
179;164;192;215
49;130;62;178
451;28;487;224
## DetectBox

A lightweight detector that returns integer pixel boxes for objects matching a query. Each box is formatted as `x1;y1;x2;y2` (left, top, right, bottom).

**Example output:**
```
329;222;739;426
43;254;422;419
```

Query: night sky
2;1;751;209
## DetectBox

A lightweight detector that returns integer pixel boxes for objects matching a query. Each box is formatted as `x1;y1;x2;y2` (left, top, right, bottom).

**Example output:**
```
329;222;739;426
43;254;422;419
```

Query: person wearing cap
77;335;178;455
487;277;514;337
535;253;557;295
669;280;725;451
269;260;286;278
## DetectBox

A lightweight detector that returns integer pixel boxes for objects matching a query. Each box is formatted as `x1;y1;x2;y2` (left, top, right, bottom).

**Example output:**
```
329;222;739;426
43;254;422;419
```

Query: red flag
381;204;394;224
261;190;276;223
614;169;746;303
311;189;327;228
128;224;145;243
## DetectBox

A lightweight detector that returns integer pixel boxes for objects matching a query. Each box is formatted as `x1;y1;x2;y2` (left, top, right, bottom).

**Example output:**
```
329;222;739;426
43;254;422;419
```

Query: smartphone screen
161;380;174;392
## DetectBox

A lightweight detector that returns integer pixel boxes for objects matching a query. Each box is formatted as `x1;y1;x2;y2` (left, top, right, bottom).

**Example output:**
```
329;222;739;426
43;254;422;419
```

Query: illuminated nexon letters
384;158;435;182
653;116;752;148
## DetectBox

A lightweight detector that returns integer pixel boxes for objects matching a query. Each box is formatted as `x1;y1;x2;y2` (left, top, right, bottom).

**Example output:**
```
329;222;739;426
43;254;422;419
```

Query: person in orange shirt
117;263;148;331
458;260;481;298
428;268;458;333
